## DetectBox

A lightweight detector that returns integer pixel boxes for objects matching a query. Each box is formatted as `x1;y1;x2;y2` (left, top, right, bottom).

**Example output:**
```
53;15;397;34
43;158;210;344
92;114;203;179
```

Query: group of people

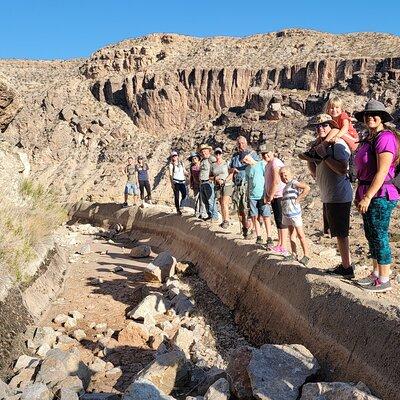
124;95;399;294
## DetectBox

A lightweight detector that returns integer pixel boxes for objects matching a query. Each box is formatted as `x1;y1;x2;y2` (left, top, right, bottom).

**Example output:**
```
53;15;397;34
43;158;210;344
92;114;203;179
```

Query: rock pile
0;244;381;400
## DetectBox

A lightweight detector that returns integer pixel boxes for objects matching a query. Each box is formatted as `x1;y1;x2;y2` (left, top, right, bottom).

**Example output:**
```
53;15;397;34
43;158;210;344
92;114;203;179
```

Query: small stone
14;355;40;372
89;322;97;329
20;382;51;400
127;294;168;321
123;378;175;399
129;245;151;258
118;321;150;347
0;379;11;399
172;327;194;358
95;323;108;332
64;317;77;329
300;381;377;400
204;378;230;400
175;262;190;274
72;329;86;341
91;277;104;285
105;328;115;337
105;366;122;378
77;244;91;255
53;314;69;325
89;357;107;373
143;251;177;283
37;343;51;357
113;266;123;272
70;310;84;320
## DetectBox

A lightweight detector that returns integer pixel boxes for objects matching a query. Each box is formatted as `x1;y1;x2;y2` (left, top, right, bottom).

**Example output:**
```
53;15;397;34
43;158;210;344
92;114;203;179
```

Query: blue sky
2;0;400;60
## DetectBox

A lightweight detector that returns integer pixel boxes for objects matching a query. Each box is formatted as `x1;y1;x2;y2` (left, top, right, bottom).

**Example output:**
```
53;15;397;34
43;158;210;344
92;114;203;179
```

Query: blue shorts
125;182;138;195
249;198;272;218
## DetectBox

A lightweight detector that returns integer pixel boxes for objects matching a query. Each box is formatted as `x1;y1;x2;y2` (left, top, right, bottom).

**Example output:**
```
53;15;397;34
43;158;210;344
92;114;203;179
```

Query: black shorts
323;202;351;238
271;197;286;229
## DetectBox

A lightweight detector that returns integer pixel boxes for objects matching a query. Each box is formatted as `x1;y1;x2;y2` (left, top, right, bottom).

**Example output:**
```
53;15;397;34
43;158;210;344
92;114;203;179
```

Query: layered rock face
0;29;400;205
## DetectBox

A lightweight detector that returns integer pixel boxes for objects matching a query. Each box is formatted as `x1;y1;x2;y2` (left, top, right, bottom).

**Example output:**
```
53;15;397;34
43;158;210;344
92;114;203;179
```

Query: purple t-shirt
354;130;399;202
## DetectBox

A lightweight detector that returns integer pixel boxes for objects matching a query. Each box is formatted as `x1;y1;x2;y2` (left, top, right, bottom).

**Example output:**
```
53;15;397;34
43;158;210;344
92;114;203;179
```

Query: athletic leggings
139;180;151;200
271;197;286;229
173;181;187;212
362;197;397;264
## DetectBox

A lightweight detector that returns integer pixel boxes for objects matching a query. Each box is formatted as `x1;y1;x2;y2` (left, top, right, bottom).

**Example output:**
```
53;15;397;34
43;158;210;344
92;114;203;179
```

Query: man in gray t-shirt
306;114;354;279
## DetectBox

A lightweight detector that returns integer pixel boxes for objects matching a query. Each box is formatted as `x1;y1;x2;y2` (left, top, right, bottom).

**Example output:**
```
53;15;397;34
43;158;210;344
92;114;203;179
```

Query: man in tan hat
198;144;218;221
306;113;354;278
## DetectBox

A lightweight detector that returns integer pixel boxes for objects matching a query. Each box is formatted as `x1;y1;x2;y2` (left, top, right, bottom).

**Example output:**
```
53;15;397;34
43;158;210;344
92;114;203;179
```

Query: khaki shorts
232;182;248;213
216;184;233;199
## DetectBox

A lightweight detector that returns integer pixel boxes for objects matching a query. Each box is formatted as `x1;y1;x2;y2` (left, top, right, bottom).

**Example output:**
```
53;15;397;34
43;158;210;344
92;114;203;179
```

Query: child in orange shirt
300;96;358;161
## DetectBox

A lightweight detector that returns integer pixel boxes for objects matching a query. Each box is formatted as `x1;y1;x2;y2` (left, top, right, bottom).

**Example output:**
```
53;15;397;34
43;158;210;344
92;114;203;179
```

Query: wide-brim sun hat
198;143;213;152
354;99;394;123
187;151;199;161
307;114;339;129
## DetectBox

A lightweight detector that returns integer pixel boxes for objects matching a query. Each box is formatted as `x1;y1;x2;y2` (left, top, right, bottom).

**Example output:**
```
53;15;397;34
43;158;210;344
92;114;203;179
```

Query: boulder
129;245;151;258
173;293;195;316
0;379;11;399
300;382;379;400
118;321;150;347
123;378;175;399
32;327;58;349
54;375;84;395
197;367;226;396
144;251;177;283
20;382;51;400
226;346;254;399
37;343;51;357
81;394;120;400
247;344;319;400
172;327;194;358
72;329;86;341
135;350;190;394
64;317;77;329
35;348;91;390
127;293;168;321
60;107;74;122
14;354;40;372
204;378;230;400
59;388;80;400
89;357;108;373
9;367;36;389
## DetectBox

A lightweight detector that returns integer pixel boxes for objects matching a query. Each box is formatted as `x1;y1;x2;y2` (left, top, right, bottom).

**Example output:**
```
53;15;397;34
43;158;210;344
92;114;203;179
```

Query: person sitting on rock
279;166;311;265
199;144;218;222
299;96;358;161
306;114;354;278
242;153;272;245
123;157;139;207
168;151;188;215
136;155;152;205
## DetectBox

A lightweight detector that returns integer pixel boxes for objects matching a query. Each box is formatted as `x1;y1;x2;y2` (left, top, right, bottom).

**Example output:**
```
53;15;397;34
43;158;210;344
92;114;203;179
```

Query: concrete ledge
70;201;400;400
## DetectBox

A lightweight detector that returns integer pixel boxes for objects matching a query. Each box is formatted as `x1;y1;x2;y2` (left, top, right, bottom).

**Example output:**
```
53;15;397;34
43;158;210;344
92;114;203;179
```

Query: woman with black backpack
354;100;399;293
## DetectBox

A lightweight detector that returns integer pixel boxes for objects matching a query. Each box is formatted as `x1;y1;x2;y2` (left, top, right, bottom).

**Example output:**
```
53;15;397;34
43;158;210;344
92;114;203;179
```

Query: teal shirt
246;161;265;200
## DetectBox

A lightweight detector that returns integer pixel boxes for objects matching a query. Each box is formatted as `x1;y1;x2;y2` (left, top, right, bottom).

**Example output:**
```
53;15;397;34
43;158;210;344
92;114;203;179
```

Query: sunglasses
363;112;381;118
315;123;330;129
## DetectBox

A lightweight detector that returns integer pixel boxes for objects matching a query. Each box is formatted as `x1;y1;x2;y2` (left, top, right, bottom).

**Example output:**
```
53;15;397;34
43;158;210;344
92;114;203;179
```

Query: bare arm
295;181;310;203
266;166;281;200
307;161;316;179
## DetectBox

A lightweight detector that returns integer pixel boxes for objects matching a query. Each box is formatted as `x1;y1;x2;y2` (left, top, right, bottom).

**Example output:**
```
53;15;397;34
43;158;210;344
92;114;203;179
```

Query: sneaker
270;245;283;253
363;278;392;293
177;209;183;215
220;220;230;229
299;256;310;266
242;227;249;238
256;236;263;245
356;274;377;287
327;264;355;279
202;216;211;221
122;202;128;208
266;237;273;246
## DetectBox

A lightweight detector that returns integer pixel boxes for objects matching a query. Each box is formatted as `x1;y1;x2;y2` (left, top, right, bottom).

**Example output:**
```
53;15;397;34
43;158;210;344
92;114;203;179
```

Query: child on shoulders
300;95;358;161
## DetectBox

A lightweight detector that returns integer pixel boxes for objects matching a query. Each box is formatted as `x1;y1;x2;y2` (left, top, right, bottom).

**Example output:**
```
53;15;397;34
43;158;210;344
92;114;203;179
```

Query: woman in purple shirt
354;100;399;293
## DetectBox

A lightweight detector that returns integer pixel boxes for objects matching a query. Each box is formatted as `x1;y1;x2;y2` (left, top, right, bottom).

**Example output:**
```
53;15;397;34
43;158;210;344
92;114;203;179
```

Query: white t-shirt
169;162;185;182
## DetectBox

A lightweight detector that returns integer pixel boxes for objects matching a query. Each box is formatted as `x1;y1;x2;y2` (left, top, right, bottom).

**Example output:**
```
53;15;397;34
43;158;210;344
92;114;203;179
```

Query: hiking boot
202;216;211;221
256;236;263;245
220;220;230;229
122;202;128;208
242;227;249;238
327;264;355;279
177;209;183;215
299;256;310;266
356;274;376;287
266;237;273;246
363;278;392;293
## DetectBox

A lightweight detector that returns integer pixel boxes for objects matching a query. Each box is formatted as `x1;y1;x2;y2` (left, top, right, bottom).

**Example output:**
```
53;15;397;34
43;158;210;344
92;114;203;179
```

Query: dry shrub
0;179;67;281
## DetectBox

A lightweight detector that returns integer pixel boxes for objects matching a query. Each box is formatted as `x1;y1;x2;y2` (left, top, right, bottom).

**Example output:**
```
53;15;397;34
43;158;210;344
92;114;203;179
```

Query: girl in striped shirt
280;167;311;265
